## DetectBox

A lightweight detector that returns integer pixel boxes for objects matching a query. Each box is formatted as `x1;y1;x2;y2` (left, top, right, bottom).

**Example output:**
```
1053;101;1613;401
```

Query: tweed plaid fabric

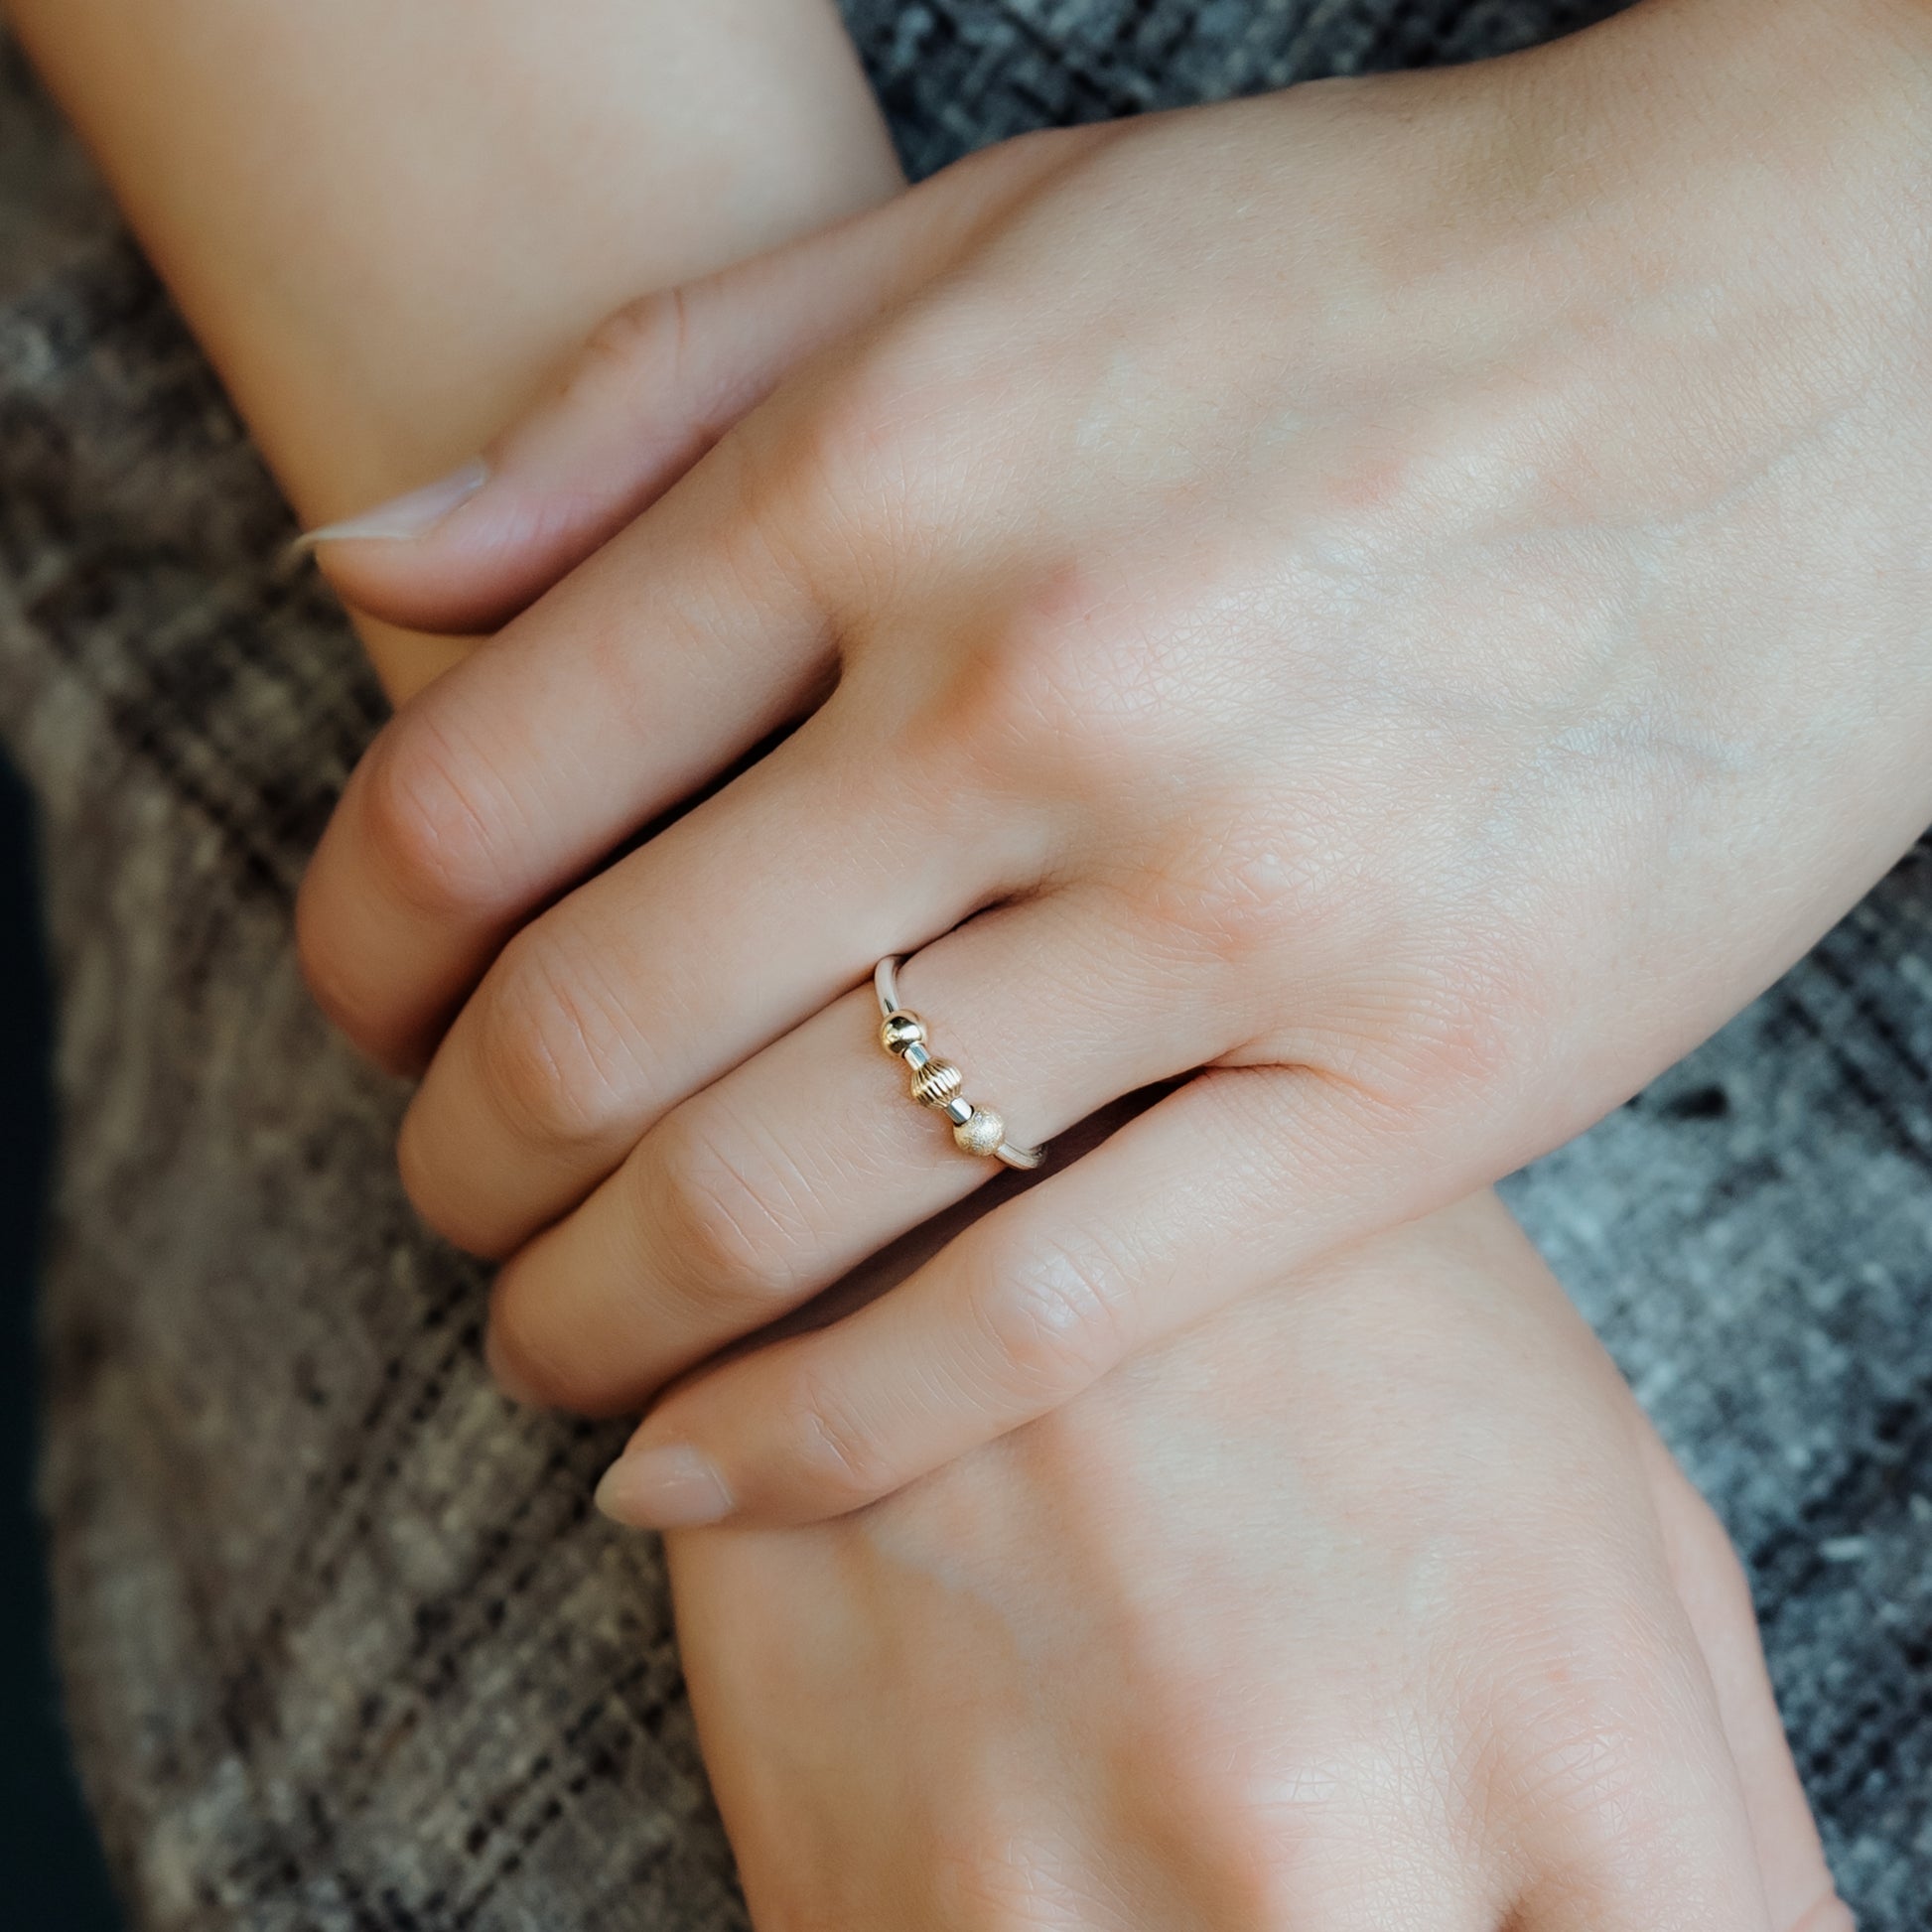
0;4;1926;1928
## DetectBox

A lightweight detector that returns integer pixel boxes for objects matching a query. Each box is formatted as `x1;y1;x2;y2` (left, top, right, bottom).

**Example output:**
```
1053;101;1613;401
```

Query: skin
300;0;1932;1525
672;1190;1850;1931
3;0;899;697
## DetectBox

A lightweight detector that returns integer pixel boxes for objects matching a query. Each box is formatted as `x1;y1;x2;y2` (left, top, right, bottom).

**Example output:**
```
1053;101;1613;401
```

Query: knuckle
1494;1610;1688;1849
1180;1834;1319;1932
1134;813;1319;973
740;326;972;572
1188;1725;1467;1929
1315;417;1445;543
776;1364;898;1515
1318;936;1526;1119
292;865;393;1062
353;712;507;921
484;1271;582;1411
470;932;636;1152
636;1111;805;1315
1514;1700;1653;1827
392;1102;477;1251
744;381;898;546
972;1240;1129;1402
1387;936;1527;1096
934;574;1163;788
572;287;695;404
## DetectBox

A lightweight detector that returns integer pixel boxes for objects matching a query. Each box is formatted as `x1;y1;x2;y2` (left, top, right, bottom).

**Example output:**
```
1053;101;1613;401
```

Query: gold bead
879;1011;927;1056
909;1059;963;1109
953;1108;1006;1157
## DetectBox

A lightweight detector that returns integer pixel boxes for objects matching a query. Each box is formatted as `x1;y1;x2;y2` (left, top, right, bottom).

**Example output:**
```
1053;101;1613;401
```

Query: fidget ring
873;956;1046;1171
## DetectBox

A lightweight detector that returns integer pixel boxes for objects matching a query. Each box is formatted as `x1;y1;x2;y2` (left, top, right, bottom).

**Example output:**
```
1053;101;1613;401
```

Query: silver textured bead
909;1059;964;1109
953;1108;1006;1158
879;1011;927;1056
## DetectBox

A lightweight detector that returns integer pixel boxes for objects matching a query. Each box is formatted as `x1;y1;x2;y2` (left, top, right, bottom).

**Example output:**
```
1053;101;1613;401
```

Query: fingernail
290;457;489;550
595;1443;734;1531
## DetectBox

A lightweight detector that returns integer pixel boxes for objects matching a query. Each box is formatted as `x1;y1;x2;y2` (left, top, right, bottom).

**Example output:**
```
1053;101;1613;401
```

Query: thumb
295;126;1101;636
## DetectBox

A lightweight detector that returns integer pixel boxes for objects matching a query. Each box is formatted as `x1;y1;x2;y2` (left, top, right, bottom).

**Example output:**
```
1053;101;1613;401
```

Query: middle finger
397;697;1037;1256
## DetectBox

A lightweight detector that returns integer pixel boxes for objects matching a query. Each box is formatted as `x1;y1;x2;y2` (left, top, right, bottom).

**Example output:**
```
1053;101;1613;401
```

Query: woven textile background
0;2;1926;1927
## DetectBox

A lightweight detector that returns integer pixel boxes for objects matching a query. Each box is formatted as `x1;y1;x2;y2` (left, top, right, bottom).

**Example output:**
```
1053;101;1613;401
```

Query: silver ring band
873;956;1046;1171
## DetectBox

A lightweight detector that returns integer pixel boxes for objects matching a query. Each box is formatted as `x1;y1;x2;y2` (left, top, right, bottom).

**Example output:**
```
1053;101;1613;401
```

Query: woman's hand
667;1192;1847;1931
298;0;1932;1521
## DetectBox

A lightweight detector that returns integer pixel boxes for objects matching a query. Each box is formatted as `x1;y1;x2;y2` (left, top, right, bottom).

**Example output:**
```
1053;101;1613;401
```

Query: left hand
667;1192;1847;1931
299;0;1932;1523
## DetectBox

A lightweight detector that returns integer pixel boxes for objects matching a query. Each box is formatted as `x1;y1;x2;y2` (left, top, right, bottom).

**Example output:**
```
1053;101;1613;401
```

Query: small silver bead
953;1108;1006;1158
942;1095;974;1127
909;1059;964;1109
879;1011;927;1056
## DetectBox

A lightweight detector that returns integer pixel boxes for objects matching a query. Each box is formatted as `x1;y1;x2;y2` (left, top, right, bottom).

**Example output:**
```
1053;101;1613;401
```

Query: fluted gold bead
953;1108;1006;1158
909;1059;964;1109
879;1011;927;1056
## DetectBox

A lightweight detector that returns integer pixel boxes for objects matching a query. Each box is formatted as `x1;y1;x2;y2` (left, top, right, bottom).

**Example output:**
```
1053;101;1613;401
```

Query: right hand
299;0;1932;1522
666;1191;1847;1931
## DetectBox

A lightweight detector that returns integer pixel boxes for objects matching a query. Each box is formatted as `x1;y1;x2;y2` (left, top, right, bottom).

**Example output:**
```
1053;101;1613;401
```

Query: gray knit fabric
0;4;1925;1927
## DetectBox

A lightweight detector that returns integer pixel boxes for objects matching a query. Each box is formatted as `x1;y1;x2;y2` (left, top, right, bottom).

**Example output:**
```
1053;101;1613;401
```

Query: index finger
296;450;829;1071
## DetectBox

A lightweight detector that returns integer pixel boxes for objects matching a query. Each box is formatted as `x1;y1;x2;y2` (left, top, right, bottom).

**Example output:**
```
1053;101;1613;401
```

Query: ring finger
484;885;1237;1414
